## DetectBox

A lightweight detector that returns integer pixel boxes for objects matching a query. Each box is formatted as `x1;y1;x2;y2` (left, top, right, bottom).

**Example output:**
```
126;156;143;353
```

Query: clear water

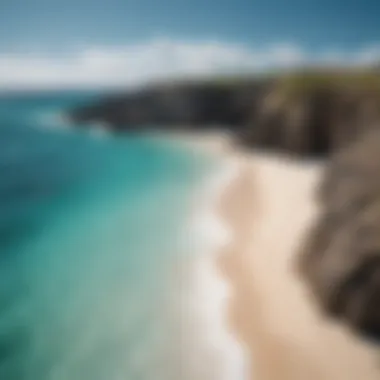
0;91;216;380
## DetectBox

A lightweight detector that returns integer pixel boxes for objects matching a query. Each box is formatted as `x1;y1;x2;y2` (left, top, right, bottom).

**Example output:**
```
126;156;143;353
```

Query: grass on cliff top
277;69;380;95
151;68;380;95
156;73;270;89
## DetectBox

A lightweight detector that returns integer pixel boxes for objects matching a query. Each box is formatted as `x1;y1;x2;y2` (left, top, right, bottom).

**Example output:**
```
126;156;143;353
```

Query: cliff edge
69;70;380;157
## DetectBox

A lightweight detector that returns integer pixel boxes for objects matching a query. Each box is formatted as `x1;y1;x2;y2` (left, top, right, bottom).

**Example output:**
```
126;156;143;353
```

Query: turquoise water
0;92;216;380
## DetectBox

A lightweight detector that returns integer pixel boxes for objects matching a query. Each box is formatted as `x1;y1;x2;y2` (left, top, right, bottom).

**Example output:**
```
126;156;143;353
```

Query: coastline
157;130;380;380
180;150;250;380
216;150;380;380
148;130;234;158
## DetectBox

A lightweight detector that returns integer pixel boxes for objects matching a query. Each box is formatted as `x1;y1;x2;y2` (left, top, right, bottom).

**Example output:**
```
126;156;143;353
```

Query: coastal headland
68;68;380;377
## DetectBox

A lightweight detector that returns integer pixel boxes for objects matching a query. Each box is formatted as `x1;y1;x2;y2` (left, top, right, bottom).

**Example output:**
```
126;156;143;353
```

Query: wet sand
217;153;380;380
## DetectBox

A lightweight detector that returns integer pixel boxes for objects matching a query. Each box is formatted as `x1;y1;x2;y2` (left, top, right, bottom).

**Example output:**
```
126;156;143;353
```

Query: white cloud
354;45;380;65
0;38;379;90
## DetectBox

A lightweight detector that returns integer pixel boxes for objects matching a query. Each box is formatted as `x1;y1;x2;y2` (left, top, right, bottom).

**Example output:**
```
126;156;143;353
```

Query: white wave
35;110;73;130
178;158;251;380
35;110;111;140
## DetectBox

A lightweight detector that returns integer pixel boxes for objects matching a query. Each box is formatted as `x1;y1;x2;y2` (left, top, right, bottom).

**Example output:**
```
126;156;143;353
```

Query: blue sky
1;0;380;88
1;0;380;52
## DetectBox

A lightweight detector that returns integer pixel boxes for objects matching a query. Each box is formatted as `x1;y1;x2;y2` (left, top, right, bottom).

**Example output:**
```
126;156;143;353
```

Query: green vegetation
277;69;380;95
154;68;380;97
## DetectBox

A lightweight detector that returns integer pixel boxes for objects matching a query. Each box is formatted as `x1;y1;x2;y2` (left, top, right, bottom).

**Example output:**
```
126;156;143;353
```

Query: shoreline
157;130;380;379
148;130;235;157
215;150;380;380
183;153;250;380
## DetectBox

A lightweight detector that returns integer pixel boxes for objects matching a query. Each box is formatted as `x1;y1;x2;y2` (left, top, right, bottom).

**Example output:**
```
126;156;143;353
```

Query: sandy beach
216;151;380;380
155;132;380;379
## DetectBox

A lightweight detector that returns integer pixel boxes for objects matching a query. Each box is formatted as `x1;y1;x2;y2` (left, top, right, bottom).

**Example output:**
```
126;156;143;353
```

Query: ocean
0;91;246;380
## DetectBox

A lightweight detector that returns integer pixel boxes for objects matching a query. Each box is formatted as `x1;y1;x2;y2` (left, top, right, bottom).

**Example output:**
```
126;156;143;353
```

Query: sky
1;0;380;88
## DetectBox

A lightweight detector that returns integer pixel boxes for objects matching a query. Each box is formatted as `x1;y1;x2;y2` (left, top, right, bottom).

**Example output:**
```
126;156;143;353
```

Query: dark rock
298;129;380;340
68;73;380;159
69;80;269;134
238;85;380;158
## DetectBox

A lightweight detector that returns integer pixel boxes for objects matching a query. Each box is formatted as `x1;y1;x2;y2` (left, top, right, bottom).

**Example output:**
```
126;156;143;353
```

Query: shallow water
0;91;224;380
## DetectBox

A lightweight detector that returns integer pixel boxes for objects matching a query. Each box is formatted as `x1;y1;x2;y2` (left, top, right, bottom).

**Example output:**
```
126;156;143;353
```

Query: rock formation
68;70;380;341
238;82;380;158
298;128;380;341
69;72;380;158
69;79;269;133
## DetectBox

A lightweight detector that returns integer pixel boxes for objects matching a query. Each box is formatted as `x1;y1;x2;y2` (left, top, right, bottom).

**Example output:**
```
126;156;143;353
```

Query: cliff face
69;72;380;158
238;80;380;157
69;72;380;342
298;129;380;341
69;79;269;133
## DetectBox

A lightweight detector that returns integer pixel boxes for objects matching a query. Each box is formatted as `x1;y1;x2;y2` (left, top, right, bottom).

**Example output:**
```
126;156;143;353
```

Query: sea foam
180;157;251;380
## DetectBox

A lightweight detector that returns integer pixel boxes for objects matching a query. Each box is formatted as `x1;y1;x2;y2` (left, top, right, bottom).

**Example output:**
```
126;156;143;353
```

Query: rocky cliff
298;128;380;341
69;70;380;342
236;71;380;156
69;71;380;157
69;78;269;133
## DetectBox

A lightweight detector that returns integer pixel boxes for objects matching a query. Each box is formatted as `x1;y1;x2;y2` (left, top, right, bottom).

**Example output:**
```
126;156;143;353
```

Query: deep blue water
0;91;215;380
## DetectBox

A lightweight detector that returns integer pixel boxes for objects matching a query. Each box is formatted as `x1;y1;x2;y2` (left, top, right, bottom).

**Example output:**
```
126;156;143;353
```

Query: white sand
218;152;380;380
155;131;380;380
